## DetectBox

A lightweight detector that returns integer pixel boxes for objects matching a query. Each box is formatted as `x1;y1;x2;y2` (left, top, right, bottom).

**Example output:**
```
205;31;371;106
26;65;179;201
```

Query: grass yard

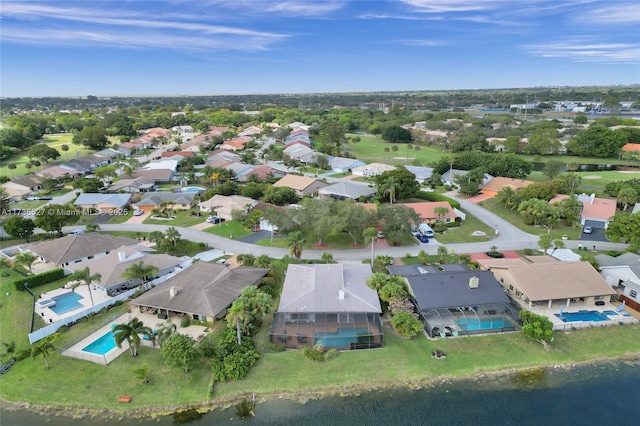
526;169;640;193
203;220;252;239
143;210;206;227
345;133;449;165
106;209;134;224
256;230;418;250
478;197;581;241
432;211;495;244
9;199;49;210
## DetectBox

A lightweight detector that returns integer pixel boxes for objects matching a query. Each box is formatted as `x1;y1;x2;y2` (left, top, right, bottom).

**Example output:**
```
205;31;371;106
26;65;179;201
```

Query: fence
60;344;128;366
552;316;638;331
29;269;187;344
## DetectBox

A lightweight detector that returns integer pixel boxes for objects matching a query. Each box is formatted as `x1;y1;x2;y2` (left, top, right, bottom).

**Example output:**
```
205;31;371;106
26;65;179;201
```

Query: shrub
413;192;461;209
13;268;66;291
301;341;338;362
391;311;423;338
264;342;286;352
180;316;191;328
211;328;260;382
523;248;535;256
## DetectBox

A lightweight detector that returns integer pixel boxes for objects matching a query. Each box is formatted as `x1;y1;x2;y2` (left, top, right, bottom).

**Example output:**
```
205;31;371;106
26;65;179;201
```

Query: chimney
338;289;345;300
117;251;126;262
169;287;178;298
469;276;479;289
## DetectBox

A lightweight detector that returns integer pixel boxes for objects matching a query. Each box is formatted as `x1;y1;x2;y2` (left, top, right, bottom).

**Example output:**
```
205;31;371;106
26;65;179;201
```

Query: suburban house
273;174;328;197
219;136;253;151
283;143;315;163
318;181;377;201
30;233;138;267
197;194;258;220
481;177;534;197
440;169;467;186
133;192;198;212
270;264;383;350
328;157;365;173
118;142;136;156
1;175;43;199
142;159;178;173
596;252;640;311
352;163;396;178
74;193;131;213
239;125;262;136
236;165;284;183
130;169;174;184
59;158;93;174
402;201;461;224
477;257;617;313
161;151;194;159
37;165;80;179
405;165;434;184
388;265;519;338
130;262;269;321
549;193;617;229
67;245;183;297
106;177;156;193
621;143;640;153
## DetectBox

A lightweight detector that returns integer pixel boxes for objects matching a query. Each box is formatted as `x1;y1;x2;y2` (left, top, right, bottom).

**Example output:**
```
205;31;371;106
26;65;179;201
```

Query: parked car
216;259;229;266
68;229;84;235
133;209;144;216
377;231;385;239
416;234;429;243
583;226;593;234
206;216;225;224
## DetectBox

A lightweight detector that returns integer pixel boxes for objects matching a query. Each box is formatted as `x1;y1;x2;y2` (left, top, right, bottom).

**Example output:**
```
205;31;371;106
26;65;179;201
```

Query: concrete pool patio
35;283;113;324
61;312;208;365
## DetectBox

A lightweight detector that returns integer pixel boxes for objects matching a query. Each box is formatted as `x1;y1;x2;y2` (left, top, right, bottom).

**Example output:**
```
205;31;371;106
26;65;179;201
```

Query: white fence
552;316;638;331
60;345;128;366
29;268;187;344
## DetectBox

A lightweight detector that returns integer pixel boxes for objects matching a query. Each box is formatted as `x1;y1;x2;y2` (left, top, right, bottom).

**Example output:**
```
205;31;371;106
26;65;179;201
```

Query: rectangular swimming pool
49;292;84;315
456;318;514;331
82;330;117;355
555;310;608;322
315;327;371;348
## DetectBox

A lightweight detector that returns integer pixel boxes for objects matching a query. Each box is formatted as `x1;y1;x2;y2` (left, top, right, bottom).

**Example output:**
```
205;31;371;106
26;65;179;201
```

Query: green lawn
143;210;206;227
432;211;495;244
526;170;640;193
203;220;252;239
106;209;134;224
478;198;581;241
345;133;449;165
10;199;49;210
0;134;92;178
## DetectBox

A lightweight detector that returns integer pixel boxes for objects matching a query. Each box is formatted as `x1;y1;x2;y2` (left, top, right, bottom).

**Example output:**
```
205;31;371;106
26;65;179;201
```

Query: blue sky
1;0;638;97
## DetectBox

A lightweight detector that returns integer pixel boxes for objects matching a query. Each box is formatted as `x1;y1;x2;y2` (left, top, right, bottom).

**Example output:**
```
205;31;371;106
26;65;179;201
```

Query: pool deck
526;301;639;330
35;283;113;324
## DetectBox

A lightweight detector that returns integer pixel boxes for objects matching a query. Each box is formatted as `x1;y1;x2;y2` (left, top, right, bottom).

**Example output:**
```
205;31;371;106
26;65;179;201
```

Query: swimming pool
48;292;84;315
315;327;371;348
555;310;609;322
456;318;514;331
81;330;117;355
181;186;205;192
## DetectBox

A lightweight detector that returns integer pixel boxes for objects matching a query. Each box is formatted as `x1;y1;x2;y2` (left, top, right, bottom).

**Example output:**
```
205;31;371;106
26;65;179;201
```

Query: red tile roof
402;201;457;221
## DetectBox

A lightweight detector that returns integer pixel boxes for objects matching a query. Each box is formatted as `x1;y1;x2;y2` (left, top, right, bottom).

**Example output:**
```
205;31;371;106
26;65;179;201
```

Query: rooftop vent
469;276;479;289
170;287;178;298
338;289;345;300
117;251;126;262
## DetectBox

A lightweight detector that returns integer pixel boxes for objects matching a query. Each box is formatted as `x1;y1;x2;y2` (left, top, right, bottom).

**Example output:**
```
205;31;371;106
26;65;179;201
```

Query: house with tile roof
402;201;460;224
351;163;396;178
131;262;269;321
197;194;258;220
481;177;534;197
74;193;131;213
549;193;617;229
67;245;183;297
477;257;616;314
236;165;284;183
269;264;383;350
129;169;174;184
133;192;198;212
273;174;328;197
30;233;138;267
105;177;156;193
621;143;640;152
1;175;42;199
219;136;253;151
37;165;80;180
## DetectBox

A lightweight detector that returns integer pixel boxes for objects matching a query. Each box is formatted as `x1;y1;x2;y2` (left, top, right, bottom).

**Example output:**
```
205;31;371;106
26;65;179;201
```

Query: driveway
237;230;283;244
125;210;151;224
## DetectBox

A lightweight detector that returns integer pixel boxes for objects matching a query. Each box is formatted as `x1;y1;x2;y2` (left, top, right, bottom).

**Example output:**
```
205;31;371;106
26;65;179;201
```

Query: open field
527;169;640;193
203;220;252;239
345;133;449;165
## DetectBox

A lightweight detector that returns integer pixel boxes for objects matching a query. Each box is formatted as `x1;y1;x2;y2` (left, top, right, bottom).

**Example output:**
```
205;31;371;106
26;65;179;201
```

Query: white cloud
399;0;503;13
524;38;640;64
397;39;446;47
574;3;640;24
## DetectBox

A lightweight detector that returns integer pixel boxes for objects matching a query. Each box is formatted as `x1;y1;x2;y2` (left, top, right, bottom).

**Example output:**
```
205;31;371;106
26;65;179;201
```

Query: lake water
2;360;639;426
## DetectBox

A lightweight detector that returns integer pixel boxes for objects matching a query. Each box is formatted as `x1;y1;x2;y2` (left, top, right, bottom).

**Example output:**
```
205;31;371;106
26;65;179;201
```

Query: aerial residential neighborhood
1;1;639;421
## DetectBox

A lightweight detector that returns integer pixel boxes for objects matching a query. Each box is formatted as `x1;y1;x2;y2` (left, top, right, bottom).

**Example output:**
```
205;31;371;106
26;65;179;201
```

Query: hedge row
414;192;461;209
13;268;66;291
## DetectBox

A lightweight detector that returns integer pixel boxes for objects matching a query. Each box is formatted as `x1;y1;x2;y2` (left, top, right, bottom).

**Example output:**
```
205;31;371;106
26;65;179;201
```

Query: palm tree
31;334;58;370
122;261;159;286
133;363;151;384
14;251;38;274
226;299;251;345
362;227;378;266
165;227;181;247
154;319;177;347
148;230;165;244
69;267;101;308
286;231;304;259
437;245;448;262
113;317;151;357
381;176;399;204
321;252;334;264
0;258;11;277
433;206;450;223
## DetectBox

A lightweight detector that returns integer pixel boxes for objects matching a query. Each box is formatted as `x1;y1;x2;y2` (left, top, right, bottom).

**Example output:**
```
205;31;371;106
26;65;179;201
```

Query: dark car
206;216;226;224
416;234;429;243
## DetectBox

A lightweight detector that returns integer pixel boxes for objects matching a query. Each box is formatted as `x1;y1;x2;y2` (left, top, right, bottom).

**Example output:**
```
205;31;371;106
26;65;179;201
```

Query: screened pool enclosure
422;303;520;338
269;312;384;350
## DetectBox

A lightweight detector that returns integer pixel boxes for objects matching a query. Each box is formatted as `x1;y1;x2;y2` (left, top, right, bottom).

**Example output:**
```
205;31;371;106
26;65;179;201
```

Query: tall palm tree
437;245;448;262
31;334;57;370
362;227;378;266
286;231;304;259
14;251;38;274
433;206;450;223
226;299;251;345
165;227;181;247
122;261;158;286
381;176;399;204
69;267;101;308
113;317;151;357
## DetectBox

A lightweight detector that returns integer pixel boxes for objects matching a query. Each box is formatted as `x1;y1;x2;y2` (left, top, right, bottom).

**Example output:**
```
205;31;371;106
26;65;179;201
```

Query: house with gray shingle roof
596;252;640;309
67;245;183;296
74;193;131;213
30;233;138;267
269;264;383;350
328;156;365;173
405;165;434;184
318;180;376;201
134;192;198;212
131;262;269;321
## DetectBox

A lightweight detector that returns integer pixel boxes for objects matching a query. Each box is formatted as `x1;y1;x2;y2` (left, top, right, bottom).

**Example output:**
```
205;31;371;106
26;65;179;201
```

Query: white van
418;223;434;238
68;229;84;235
